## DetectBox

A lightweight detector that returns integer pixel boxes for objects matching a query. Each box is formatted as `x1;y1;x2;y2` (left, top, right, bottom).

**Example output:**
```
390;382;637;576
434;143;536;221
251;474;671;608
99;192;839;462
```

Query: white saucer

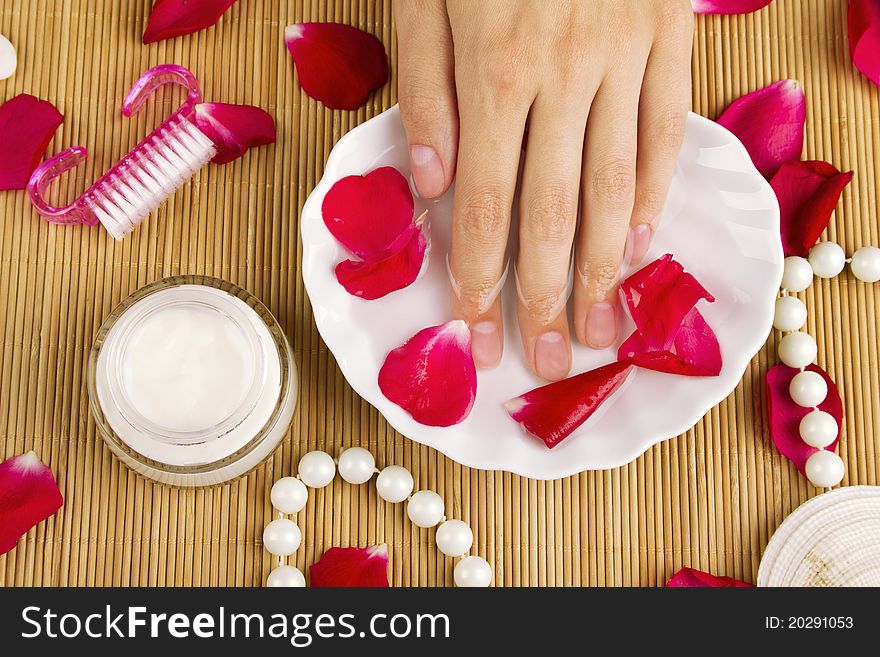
301;106;781;479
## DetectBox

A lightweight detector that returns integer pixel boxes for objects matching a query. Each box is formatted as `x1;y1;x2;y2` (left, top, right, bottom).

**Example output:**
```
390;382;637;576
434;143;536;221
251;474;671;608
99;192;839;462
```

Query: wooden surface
1;0;878;587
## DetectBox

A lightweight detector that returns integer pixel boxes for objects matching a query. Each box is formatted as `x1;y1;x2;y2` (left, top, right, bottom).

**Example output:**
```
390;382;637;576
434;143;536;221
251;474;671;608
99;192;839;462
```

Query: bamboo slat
0;0;877;587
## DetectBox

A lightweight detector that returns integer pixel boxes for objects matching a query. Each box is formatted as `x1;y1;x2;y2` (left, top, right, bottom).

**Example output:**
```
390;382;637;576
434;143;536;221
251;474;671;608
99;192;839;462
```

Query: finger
450;77;531;370
394;0;458;198
575;72;645;349
516;92;591;380
627;5;693;265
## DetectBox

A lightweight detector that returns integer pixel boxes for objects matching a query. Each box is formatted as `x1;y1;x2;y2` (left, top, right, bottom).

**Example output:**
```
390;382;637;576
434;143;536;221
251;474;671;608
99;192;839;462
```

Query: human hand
394;0;693;380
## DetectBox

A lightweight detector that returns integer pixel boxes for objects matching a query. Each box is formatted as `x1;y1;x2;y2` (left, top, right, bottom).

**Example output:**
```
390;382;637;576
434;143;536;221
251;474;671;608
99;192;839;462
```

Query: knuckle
657;0;695;32
590;157;636;206
581;260;620;299
634;185;667;219
522;289;564;323
458;189;509;240
650;105;687;154
525;188;577;241
399;89;447;131
458;279;500;314
479;38;530;96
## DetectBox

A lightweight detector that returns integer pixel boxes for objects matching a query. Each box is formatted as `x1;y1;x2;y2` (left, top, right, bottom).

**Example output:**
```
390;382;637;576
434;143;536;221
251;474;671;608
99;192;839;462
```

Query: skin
394;0;694;381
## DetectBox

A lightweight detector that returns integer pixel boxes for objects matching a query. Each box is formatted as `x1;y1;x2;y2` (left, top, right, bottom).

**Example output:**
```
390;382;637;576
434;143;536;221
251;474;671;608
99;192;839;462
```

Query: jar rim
87;275;297;486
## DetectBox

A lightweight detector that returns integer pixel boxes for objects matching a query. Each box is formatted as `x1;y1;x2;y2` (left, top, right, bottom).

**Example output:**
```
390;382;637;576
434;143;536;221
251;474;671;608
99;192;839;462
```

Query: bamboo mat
0;0;877;587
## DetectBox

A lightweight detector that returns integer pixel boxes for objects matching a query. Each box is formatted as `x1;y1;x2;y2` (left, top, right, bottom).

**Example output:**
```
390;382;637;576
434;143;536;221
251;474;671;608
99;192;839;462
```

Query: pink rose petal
310;545;390;587
193;102;276;165
379;320;477;427
285;22;389;110
848;0;880;86
691;0;773;14
617;255;722;376
0;94;64;191
771;160;854;257
766;363;843;474
0;451;64;555
143;0;238;44
322;166;414;260
667;567;753;587
505;361;633;449
716;80;805;179
335;222;427;299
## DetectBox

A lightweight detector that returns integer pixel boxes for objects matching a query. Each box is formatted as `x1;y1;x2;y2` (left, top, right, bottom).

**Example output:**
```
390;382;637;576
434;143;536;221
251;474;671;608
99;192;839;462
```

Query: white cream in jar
88;277;296;486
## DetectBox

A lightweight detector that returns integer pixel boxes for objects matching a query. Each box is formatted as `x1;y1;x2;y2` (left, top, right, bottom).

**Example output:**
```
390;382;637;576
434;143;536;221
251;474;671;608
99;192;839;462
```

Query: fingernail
471;321;503;369
627;223;653;265
410;145;445;198
535;331;570;381
585;302;617;348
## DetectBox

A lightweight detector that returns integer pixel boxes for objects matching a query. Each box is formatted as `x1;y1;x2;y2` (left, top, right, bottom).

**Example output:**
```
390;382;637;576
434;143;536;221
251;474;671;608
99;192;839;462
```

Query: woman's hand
394;0;693;380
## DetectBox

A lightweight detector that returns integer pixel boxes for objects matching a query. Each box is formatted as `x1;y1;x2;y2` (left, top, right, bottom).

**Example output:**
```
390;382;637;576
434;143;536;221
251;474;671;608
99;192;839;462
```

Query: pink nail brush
28;64;217;240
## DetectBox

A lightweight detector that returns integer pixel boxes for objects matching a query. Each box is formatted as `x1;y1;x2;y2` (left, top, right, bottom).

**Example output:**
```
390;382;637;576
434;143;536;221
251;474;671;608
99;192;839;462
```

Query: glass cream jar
88;276;296;487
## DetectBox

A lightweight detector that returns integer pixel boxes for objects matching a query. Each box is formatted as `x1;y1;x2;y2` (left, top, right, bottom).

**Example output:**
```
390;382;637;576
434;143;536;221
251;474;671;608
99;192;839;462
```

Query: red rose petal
322;166;414;260
766;363;843;474
310;545;390;587
716;80;805;178
848;0;880;86
0;94;64;191
143;0;238;44
335;222;427;299
617;255;722;376
619;308;722;376
771;160;853;257
193;102;276;165
379;321;477;427
505;361;633;449
0;451;64;555
666;567;753;587
284;22;389;110
691;0;773;13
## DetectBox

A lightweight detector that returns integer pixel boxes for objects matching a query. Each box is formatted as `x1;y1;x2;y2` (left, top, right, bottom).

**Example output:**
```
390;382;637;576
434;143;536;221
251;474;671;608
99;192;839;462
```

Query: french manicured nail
471;320;502;369
585;302;617;348
535;331;570;381
627;223;653;265
410;145;444;198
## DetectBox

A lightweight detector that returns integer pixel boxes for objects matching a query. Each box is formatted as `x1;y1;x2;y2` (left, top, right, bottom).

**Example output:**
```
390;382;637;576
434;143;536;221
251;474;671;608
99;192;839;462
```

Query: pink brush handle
28;65;206;228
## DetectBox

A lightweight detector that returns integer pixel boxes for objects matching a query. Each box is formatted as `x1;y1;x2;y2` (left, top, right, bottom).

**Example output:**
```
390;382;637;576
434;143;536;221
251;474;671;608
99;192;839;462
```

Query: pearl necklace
262;447;492;587
774;243;880;487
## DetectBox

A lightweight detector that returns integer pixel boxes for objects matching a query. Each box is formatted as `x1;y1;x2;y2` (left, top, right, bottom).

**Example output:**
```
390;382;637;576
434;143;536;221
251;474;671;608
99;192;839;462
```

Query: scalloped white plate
301;106;781;480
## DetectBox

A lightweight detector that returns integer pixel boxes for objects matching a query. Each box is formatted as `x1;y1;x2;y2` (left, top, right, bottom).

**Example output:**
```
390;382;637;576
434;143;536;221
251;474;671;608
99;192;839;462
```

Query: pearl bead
808;242;846;278
850;245;880;283
454;556;492;587
298;451;336;488
804;449;845;488
376;465;414;503
435;519;474;557
337;447;376;485
773;296;807;332
407;490;445;528
270;477;309;514
799;410;838;448
262;518;301;556
266;565;306;587
781;256;813;292
777;331;817;368
788;370;827;408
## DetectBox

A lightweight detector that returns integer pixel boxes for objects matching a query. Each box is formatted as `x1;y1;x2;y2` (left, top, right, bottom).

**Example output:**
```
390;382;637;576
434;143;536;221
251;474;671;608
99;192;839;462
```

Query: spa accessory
27;65;217;240
771;242;880;487
264;449;492;587
758;486;880;586
87;276;296;486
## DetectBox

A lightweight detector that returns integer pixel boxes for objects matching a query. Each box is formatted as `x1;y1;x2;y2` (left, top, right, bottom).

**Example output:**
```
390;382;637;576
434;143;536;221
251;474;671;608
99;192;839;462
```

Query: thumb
394;0;458;199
